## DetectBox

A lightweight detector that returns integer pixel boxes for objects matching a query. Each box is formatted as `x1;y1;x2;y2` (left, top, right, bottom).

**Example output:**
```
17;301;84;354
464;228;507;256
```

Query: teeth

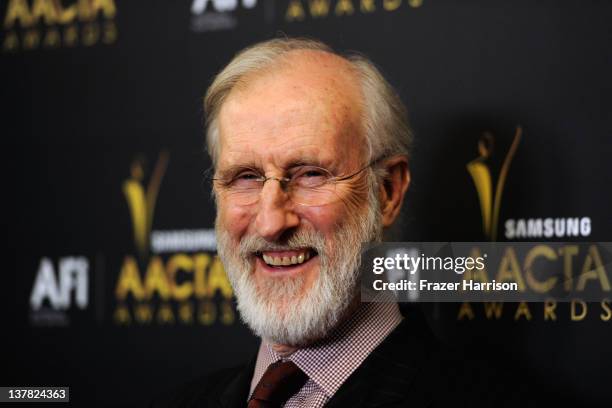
261;251;312;266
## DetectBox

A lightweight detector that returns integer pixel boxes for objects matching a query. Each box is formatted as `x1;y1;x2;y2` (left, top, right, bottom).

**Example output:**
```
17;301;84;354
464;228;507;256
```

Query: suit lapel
325;310;438;408
214;354;257;408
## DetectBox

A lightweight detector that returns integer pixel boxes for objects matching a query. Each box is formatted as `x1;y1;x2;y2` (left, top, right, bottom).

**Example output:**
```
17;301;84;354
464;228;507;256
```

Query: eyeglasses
211;157;386;207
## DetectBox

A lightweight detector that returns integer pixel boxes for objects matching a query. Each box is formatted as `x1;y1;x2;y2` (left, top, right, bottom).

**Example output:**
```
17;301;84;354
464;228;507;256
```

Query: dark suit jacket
152;309;528;408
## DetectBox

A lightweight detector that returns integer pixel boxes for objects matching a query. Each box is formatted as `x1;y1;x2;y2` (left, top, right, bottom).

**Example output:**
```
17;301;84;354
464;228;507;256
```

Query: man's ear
378;156;410;227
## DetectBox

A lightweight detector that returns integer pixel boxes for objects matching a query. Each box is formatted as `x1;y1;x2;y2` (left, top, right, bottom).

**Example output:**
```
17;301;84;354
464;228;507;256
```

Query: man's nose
253;179;299;242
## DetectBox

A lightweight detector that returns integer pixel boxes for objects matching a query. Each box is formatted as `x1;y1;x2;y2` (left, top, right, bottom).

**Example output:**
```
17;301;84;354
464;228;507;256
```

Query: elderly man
153;38;508;408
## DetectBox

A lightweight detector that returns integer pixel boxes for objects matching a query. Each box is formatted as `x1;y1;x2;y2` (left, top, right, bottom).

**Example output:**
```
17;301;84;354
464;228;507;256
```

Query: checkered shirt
248;301;403;407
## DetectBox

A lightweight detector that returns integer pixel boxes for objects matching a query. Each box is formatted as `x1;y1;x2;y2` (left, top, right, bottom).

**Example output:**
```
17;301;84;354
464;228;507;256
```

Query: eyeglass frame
207;155;389;206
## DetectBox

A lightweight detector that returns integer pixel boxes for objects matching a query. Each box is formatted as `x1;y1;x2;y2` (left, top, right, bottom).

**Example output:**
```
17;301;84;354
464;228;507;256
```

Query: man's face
214;52;382;346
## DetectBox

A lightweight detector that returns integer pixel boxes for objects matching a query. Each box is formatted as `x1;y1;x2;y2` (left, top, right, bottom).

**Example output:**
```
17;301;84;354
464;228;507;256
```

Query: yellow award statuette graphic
467;126;522;241
123;152;169;258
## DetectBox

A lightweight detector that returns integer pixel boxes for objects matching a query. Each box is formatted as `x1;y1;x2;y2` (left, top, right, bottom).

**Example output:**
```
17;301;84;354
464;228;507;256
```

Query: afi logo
191;0;257;13
30;257;89;310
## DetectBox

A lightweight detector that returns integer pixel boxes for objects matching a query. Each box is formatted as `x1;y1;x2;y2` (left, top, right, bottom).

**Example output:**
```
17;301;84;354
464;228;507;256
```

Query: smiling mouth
255;249;318;267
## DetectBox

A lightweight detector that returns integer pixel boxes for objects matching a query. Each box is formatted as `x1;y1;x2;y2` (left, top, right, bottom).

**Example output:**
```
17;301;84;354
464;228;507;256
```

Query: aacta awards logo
457;127;609;322
113;152;236;327
2;0;118;53
284;0;423;23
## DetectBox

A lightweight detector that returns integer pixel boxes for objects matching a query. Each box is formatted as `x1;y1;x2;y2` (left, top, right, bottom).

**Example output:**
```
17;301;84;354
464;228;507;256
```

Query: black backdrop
4;0;612;406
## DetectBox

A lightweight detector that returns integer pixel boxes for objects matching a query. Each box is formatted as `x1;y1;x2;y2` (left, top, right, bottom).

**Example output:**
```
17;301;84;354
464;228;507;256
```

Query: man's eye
293;168;330;187
236;173;259;180
230;173;261;189
302;170;325;177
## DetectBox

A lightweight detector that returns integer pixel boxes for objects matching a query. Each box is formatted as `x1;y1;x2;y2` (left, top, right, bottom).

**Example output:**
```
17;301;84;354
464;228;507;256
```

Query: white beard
216;196;382;347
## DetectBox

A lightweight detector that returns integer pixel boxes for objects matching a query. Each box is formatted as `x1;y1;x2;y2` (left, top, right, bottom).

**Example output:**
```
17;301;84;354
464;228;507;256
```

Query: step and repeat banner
4;0;612;406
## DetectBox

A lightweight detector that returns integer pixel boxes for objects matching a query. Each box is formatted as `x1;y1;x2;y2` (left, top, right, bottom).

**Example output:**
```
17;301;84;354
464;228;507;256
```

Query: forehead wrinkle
219;104;350;167
220;140;331;171
219;90;339;141
223;88;351;137
220;96;361;153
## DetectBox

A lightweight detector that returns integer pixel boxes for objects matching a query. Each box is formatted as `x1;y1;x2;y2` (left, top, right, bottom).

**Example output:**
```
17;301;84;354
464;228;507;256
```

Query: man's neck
270;343;298;358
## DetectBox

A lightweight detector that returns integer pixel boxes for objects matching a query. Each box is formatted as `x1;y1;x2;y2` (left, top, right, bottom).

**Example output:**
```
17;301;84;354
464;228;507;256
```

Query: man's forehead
224;49;362;116
216;50;366;168
217;106;351;170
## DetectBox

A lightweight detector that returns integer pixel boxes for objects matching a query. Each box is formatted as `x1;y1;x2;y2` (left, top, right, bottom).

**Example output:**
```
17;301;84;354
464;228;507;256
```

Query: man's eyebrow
216;163;261;178
216;158;337;177
284;158;333;170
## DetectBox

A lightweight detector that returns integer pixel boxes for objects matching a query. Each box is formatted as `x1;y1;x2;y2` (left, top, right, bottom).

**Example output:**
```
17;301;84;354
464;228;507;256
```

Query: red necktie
248;360;308;408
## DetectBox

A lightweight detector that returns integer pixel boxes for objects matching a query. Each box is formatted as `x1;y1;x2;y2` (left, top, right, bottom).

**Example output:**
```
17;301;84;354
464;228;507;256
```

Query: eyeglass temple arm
334;156;388;182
